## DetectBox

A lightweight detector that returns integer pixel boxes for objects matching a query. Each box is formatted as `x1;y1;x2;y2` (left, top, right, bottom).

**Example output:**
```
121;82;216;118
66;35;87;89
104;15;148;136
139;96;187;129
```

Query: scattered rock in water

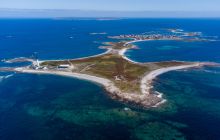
124;107;131;111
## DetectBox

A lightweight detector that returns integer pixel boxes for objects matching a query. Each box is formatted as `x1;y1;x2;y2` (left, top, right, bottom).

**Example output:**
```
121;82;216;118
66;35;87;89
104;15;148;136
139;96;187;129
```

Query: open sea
0;18;220;140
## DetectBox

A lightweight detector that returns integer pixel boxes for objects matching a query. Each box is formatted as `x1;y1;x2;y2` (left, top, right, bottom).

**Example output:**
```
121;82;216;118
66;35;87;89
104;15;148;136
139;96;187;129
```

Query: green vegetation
40;42;193;93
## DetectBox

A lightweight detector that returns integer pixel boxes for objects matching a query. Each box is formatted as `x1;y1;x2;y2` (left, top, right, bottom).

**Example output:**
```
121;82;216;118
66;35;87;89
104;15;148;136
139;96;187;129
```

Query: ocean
0;18;220;140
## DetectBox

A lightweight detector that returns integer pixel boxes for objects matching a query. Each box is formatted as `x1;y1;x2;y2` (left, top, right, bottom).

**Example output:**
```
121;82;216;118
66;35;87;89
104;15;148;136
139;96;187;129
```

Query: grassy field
40;41;192;93
41;53;191;93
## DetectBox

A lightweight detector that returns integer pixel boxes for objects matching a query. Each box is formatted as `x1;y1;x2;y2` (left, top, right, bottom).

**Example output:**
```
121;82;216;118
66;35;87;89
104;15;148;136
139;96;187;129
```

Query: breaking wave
0;74;14;82
202;69;220;74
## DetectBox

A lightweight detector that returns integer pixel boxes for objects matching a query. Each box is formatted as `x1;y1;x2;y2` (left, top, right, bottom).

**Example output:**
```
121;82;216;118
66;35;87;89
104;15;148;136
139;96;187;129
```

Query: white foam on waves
0;74;14;82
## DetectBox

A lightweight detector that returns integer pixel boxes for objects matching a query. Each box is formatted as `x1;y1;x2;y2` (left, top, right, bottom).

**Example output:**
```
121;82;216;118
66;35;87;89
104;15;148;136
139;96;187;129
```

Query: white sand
118;48;141;64
138;63;203;107
14;63;202;108
124;39;151;45
17;68;113;87
141;63;201;95
39;49;112;64
119;39;155;64
15;68;124;97
12;39;213;108
15;67;161;107
13;42;206;108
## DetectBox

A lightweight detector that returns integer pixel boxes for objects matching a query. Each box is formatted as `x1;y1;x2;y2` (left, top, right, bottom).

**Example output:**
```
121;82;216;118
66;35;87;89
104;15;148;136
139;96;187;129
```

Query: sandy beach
39;48;112;64
140;63;203;107
14;62;204;108
6;39;217;108
15;67;160;107
119;48;137;63
118;47;142;64
140;63;202;95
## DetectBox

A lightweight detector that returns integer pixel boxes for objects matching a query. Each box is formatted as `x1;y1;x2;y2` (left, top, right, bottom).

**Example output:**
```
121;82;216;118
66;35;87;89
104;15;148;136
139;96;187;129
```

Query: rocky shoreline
12;61;212;108
1;31;219;108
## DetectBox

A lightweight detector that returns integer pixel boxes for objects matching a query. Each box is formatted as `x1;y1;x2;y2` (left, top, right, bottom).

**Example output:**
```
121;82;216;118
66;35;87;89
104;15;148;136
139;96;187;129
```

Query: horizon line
1;8;220;12
0;8;220;18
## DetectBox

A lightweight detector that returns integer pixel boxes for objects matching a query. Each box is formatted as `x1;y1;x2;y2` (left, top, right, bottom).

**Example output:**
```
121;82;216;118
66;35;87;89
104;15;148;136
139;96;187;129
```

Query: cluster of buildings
31;59;71;71
111;34;181;41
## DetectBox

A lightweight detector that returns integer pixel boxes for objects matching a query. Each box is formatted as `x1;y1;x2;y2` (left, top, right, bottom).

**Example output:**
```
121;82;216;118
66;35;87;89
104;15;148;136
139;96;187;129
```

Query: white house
58;64;70;69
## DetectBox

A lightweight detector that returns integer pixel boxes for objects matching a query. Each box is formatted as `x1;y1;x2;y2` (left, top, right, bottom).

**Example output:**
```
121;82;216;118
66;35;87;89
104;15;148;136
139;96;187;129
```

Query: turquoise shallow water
0;73;129;140
154;67;220;140
0;73;191;140
0;18;220;140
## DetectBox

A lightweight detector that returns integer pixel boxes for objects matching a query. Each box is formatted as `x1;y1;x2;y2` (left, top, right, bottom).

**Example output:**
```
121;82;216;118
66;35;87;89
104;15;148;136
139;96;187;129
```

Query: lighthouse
36;59;40;67
33;52;40;68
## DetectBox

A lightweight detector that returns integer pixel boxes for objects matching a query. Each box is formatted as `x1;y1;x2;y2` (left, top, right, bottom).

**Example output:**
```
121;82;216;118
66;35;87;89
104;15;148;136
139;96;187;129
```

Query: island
1;30;218;108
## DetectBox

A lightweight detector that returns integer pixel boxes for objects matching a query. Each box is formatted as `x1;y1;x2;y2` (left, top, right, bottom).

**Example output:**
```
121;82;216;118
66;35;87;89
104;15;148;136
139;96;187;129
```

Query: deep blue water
125;19;220;63
127;40;220;63
0;18;220;140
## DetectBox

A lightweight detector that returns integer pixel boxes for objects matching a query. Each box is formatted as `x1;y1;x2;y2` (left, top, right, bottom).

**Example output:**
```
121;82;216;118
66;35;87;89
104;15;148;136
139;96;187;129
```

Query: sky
0;0;220;11
0;0;220;17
